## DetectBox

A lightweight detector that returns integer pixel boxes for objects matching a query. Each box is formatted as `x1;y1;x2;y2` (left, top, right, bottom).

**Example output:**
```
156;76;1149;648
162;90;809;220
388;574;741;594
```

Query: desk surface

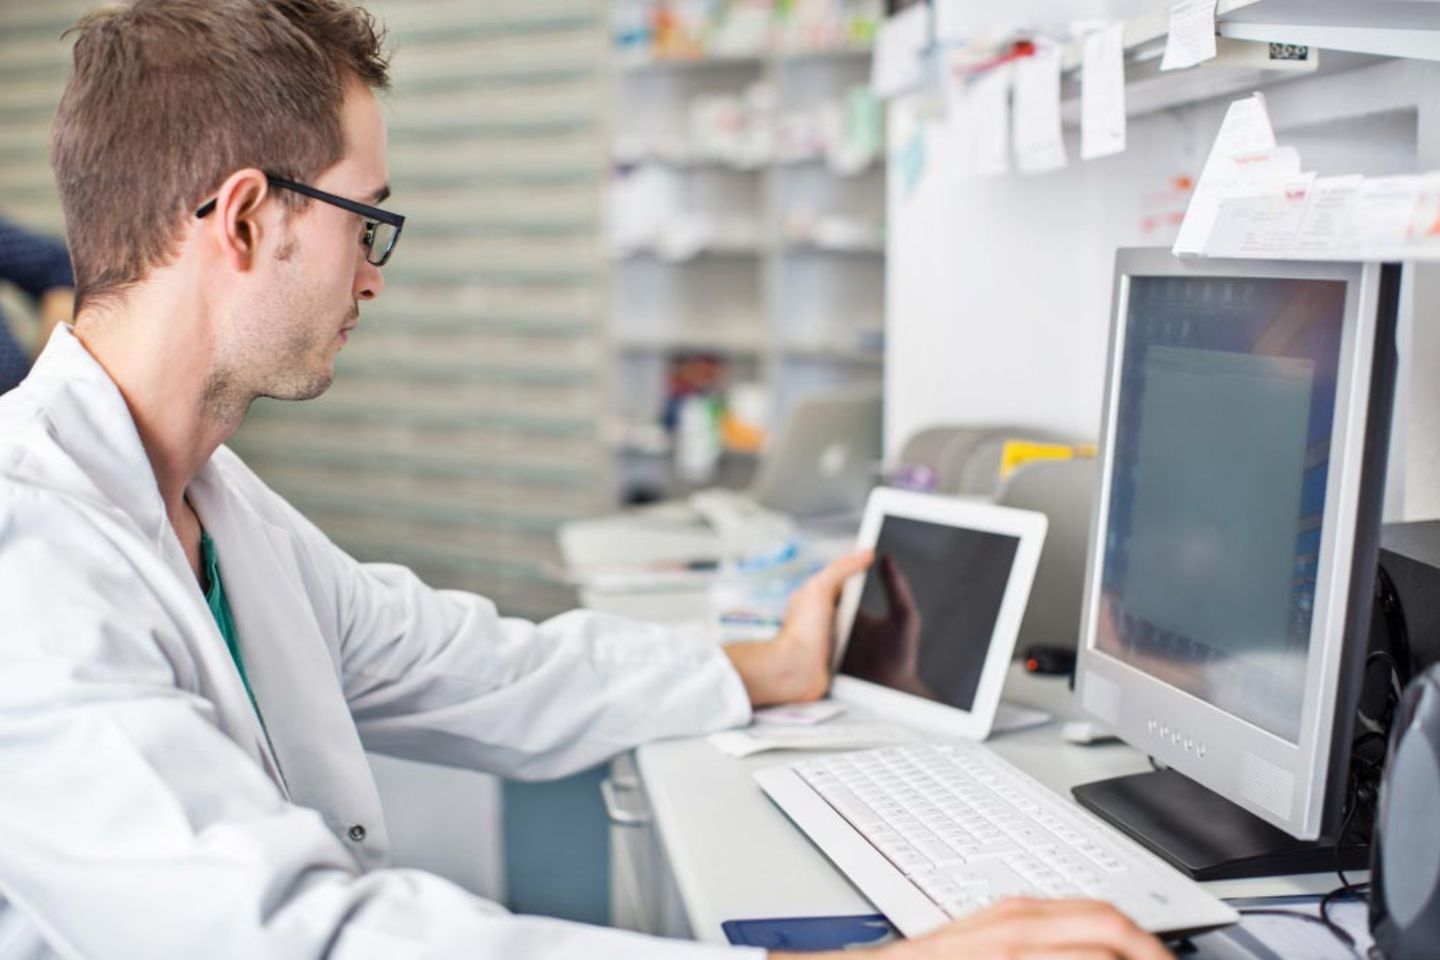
635;666;1347;945
568;527;1356;947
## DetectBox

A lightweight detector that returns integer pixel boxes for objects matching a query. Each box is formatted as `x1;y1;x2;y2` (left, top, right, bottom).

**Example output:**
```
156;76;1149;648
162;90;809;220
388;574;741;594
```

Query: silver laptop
749;387;882;518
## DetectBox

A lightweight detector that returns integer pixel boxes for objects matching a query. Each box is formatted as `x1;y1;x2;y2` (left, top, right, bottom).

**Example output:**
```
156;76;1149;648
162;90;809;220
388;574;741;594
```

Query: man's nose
355;259;384;301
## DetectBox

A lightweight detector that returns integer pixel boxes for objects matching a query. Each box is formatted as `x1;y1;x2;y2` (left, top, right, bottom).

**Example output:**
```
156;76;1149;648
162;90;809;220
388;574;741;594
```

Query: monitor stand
1072;769;1370;881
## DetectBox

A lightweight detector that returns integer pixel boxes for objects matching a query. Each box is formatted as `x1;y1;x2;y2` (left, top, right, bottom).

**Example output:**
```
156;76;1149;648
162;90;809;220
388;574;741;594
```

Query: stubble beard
253;235;344;403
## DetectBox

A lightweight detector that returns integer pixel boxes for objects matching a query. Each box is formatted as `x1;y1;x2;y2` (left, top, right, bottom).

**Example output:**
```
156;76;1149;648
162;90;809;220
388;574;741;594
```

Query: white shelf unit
606;43;886;502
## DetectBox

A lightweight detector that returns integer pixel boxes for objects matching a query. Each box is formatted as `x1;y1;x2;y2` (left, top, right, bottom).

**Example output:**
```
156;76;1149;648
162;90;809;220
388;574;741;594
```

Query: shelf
776;153;886;174
0;102;57;124
388;116;595;142
617;50;766;72
776;44;874;64
615;43;872;73
394;169;596;188
612;149;771;172
780;239;885;256
382;263;597;287
1217;0;1440;62
396;65;596;92
0;60;66;85
0;142;48;165
781;338;885;363
0;15;82;44
256;401;597;437
339;358;594;386
615;332;767;355
285;487;569;540
359;312;594;335
1055;0;1261;72
1060;45;1377;124
404;217;596;239
1045;0;1440;124
614;146;883;175
243;440;598;488
611;437;761;461
321;532;551;583
613;240;766;262
391;12;600;45
606;34;885;501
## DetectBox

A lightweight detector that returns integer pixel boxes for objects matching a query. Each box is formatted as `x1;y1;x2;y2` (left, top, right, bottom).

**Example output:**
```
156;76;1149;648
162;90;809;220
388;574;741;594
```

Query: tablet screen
839;515;1020;712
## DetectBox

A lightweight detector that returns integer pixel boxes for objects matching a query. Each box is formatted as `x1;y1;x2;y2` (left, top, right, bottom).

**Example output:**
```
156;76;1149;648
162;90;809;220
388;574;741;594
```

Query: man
0;2;1168;958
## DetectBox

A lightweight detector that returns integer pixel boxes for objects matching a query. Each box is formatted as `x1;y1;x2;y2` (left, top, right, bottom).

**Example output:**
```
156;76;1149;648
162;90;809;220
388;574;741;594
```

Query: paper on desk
1012;44;1066;174
1160;0;1217;72
1194;169;1440;261
1402;172;1440;256
1170;91;1440;262
1204;172;1317;257
1081;23;1126;160
709;723;914;758
1328;174;1431;258
1173;94;1283;255
1290;175;1364;254
753;701;849;726
872;5;930;100
1178;145;1302;256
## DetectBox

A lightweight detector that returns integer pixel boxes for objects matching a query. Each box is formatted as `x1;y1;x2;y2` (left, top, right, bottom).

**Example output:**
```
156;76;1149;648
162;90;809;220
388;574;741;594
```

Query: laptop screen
839;515;1020;712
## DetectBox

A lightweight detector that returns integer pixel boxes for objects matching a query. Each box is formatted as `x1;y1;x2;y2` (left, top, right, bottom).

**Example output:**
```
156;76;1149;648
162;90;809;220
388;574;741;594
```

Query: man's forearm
723;639;824;708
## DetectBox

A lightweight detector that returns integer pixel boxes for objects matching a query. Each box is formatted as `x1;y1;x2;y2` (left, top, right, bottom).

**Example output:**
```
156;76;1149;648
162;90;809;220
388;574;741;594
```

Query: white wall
884;54;1440;521
886;95;1211;451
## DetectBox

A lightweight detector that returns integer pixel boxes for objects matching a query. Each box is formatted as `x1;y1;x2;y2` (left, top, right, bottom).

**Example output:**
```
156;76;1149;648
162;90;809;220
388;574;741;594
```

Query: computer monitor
1073;249;1401;880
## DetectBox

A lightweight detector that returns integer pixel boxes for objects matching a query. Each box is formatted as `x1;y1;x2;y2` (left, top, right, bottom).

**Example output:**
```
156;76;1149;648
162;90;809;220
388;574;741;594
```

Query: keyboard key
789;741;1231;935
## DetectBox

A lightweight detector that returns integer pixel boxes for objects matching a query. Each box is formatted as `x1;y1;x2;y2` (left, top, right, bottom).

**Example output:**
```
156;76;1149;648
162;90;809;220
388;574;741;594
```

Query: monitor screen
1096;275;1348;743
839;515;1019;712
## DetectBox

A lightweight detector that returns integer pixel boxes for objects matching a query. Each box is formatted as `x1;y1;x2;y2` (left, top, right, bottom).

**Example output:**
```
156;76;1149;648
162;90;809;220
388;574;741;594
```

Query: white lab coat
0;327;762;959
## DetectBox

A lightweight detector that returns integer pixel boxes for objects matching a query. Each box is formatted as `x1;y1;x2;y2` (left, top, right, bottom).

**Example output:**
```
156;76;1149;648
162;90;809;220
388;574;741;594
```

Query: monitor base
1073;769;1369;882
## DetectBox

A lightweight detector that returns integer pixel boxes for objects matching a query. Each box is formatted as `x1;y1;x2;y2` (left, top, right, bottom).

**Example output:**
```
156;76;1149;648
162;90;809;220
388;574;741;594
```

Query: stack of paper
1175;93;1440;262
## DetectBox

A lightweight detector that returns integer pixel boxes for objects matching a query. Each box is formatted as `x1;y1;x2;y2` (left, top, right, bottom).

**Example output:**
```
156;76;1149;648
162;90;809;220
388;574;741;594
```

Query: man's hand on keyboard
774;898;1170;960
724;549;873;707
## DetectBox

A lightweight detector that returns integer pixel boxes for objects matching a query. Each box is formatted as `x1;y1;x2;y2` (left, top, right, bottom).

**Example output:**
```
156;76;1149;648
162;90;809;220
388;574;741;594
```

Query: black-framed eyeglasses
195;173;404;267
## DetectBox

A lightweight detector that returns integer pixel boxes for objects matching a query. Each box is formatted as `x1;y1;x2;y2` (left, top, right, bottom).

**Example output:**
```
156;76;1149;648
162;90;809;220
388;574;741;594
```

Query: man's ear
205;168;270;272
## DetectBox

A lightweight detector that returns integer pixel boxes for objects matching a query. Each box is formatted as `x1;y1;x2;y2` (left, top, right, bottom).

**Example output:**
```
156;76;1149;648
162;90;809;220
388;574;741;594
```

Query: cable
1321;883;1369;949
1330;575;1411;891
1334;792;1364;891
1254;569;1419;958
1236;906;1359;957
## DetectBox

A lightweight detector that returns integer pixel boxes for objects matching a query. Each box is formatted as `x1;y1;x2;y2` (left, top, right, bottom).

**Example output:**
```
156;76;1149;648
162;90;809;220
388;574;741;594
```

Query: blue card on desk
722;914;898;950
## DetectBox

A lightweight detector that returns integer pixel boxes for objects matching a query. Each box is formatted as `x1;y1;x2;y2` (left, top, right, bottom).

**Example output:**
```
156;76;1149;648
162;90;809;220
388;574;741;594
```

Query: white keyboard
755;742;1238;937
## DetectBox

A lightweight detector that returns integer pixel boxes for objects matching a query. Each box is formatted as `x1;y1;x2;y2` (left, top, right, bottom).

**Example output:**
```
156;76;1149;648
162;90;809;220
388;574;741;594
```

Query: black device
1370;661;1440;959
1379;520;1440;675
1022;644;1076;676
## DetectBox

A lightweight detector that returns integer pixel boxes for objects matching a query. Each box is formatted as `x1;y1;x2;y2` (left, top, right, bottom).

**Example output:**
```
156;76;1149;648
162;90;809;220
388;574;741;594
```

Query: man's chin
262;369;334;403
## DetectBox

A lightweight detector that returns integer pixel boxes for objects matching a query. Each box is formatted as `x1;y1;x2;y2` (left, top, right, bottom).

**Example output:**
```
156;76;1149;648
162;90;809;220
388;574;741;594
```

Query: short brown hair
51;0;390;309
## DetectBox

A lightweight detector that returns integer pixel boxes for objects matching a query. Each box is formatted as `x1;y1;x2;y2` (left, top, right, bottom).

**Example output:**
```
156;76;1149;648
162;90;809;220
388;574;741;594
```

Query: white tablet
829;488;1048;741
